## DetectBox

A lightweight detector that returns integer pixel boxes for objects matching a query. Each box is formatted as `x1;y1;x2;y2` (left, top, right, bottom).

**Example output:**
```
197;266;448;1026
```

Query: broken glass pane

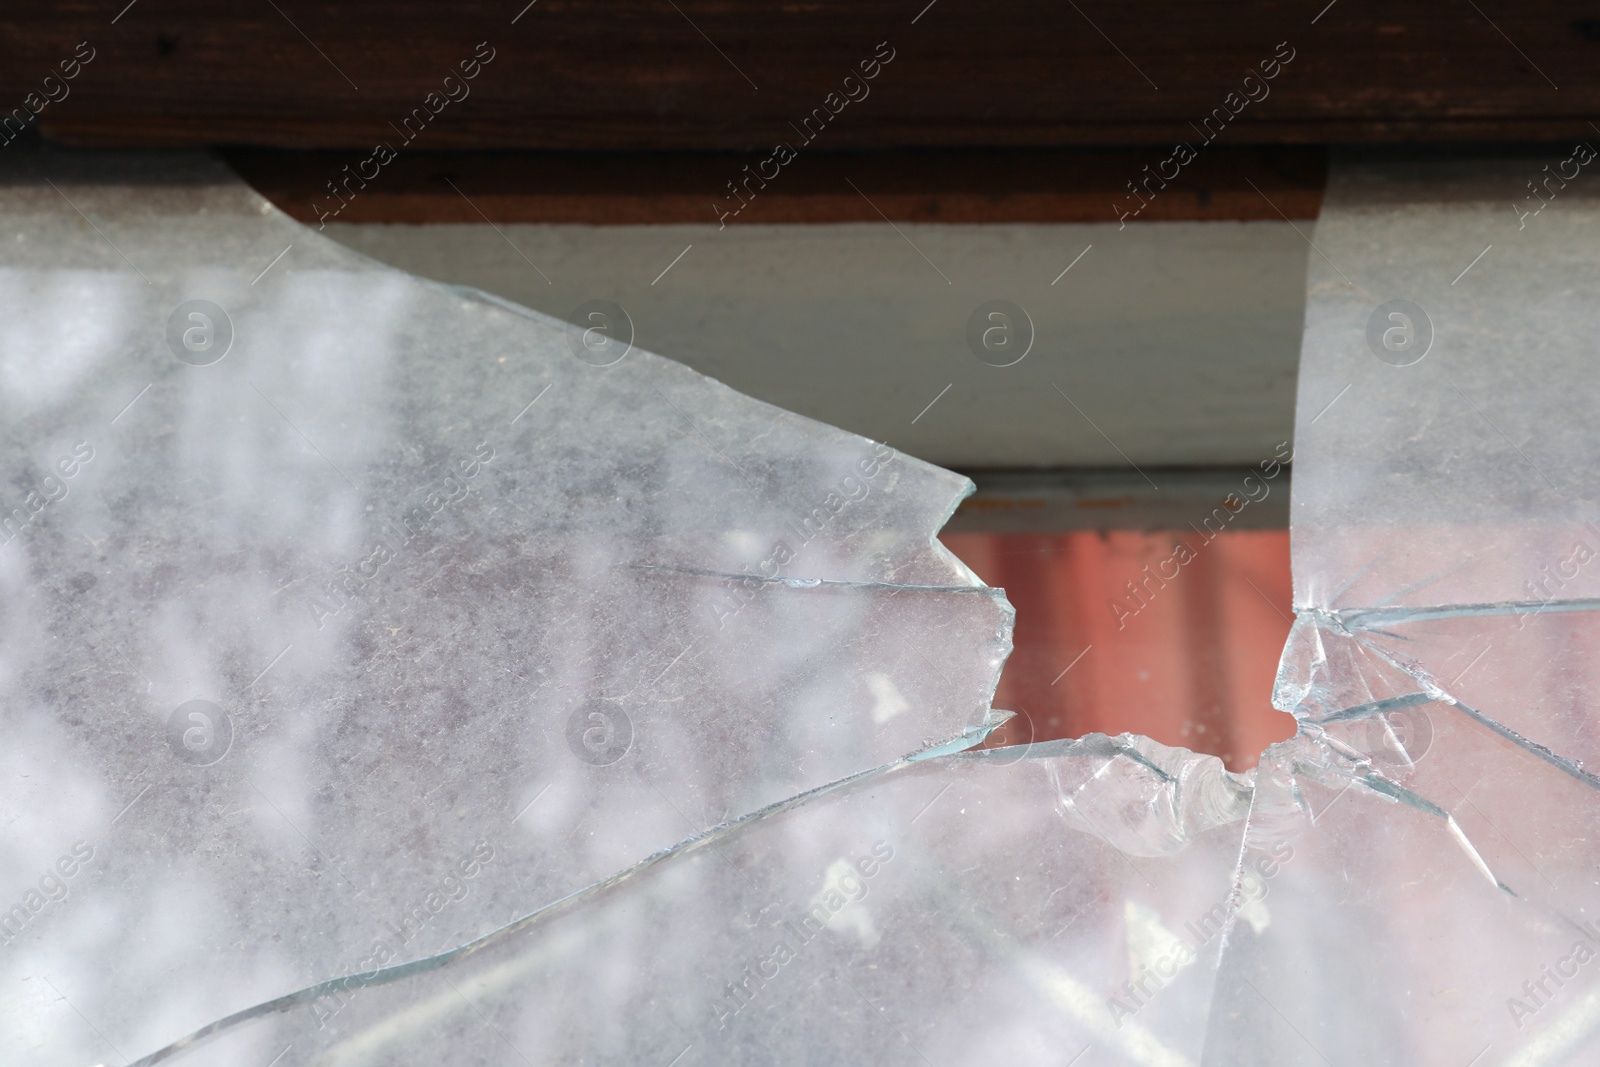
8;148;1600;1067
0;151;1007;1065
118;736;1253;1067
1213;154;1600;1065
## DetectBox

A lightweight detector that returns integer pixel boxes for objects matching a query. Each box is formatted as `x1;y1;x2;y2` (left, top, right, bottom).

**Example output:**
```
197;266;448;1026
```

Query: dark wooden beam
2;3;1596;152
226;146;1327;225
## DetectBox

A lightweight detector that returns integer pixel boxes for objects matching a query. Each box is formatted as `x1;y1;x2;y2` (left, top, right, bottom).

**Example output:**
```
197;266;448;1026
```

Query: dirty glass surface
5;150;1599;1067
1244;155;1600;1066
0;151;1009;1065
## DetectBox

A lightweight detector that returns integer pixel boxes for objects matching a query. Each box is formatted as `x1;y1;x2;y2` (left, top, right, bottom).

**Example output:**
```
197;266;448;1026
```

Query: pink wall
943;530;1297;771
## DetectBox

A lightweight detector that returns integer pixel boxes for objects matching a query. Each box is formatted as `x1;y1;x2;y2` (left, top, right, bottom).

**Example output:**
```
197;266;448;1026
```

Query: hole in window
945;528;1298;771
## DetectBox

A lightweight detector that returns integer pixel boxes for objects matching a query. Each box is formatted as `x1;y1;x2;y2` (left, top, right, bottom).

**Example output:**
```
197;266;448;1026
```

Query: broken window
3;149;1596;1067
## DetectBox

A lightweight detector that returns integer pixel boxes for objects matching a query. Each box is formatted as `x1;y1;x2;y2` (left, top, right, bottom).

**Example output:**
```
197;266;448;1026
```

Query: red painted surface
942;529;1298;772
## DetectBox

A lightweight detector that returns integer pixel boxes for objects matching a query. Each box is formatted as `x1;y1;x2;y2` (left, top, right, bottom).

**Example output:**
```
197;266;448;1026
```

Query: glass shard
1241;154;1600;1064
0;151;1007;1065
124;737;1254;1067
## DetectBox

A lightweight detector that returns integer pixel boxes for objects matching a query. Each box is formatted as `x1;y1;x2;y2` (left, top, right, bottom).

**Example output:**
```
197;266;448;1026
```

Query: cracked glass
4;149;1598;1067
